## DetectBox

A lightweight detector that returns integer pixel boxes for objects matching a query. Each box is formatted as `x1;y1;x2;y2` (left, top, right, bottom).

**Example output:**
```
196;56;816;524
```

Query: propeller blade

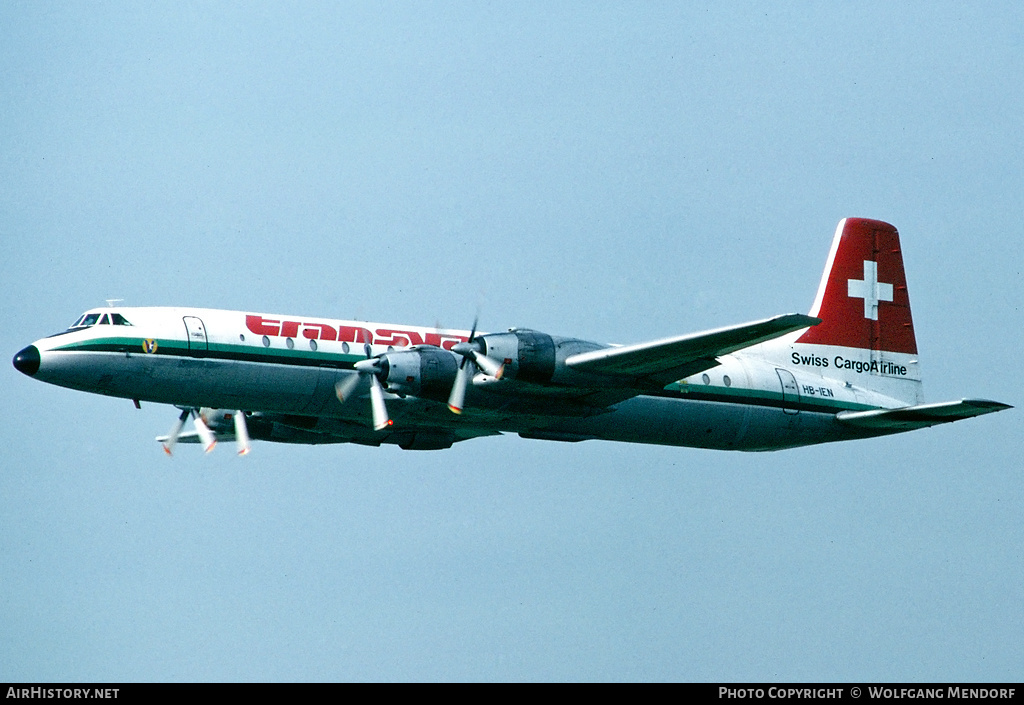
162;408;191;456
448;313;508;414
470;350;505;379
337;349;392;431
233;410;251;456
335;373;363;403
448;360;471;414
368;375;391;431
192;410;217;453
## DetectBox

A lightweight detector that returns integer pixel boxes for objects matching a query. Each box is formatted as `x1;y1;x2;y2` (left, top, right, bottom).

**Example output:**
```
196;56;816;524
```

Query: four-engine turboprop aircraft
13;218;1010;454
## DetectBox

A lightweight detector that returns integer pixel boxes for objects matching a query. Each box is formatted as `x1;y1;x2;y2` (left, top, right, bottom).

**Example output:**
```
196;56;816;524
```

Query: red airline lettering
337;325;373;344
245;315;466;349
246;315;280;336
423;332;467;350
301;323;337;341
375;329;423;347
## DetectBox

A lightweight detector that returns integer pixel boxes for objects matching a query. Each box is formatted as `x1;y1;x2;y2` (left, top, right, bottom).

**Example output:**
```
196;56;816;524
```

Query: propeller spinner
447;319;505;414
334;345;393;431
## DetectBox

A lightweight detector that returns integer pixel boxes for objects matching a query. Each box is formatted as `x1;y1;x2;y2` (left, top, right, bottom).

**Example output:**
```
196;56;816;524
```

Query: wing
565;313;819;387
836;399;1012;431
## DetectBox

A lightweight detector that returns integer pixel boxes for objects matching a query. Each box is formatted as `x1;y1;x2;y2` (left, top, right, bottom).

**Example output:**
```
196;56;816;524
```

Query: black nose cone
13;345;40;376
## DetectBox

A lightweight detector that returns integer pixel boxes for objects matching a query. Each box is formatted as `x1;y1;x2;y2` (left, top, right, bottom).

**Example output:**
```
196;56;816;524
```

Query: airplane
12;218;1010;455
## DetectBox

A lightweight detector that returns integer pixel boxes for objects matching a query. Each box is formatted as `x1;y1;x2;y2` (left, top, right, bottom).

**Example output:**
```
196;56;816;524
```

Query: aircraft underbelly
35;349;900;451
41;351;327;414
537;395;843;451
35;351;133;397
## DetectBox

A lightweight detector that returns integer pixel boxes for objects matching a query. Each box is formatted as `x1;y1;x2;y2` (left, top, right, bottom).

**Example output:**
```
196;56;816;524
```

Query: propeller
161;408;251;455
447;318;505;414
162;409;191;456
233;411;252;455
192;411;217;452
162;408;216;455
335;344;393;431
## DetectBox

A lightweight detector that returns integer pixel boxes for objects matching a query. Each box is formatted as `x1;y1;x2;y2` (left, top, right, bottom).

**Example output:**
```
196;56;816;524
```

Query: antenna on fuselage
105;298;124;308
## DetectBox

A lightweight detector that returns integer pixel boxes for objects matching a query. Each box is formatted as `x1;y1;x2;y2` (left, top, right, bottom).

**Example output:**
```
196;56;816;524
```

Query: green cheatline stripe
655;386;871;414
52;337;873;415
50;337;362;369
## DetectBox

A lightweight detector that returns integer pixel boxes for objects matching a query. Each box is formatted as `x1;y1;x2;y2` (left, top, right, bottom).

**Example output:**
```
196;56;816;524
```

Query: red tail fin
797;218;917;354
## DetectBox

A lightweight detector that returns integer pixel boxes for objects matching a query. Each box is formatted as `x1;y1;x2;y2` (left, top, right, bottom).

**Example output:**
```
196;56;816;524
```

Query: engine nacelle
376;346;459;398
476;329;604;385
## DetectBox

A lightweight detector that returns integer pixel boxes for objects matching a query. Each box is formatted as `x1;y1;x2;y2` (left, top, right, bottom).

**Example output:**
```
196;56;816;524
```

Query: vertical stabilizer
762;218;924;406
798;218;917;354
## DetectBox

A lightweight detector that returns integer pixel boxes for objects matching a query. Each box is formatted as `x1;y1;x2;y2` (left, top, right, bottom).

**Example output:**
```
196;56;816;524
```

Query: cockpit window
74;313;101;328
67;313;100;329
66;311;132;330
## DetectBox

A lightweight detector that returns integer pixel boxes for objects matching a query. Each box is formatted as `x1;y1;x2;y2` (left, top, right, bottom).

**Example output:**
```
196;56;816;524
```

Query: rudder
798;218;917;354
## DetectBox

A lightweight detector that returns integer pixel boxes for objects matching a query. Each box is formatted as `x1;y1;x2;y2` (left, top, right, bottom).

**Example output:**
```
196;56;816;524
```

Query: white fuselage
19;306;912;451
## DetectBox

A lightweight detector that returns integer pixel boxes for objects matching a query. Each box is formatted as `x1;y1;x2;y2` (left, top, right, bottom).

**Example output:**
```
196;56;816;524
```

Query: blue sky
2;2;1021;681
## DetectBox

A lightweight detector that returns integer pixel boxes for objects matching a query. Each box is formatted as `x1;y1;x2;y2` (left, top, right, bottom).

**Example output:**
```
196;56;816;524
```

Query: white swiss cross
848;260;893;320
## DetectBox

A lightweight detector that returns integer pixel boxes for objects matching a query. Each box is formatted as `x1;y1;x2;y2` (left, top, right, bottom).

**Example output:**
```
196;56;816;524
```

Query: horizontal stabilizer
836;399;1011;431
565;313;819;386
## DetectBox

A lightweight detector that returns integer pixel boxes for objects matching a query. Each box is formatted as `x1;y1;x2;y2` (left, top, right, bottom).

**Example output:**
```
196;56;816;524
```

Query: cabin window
723;375;732;387
286;337;295;350
262;335;271;347
309;340;318;351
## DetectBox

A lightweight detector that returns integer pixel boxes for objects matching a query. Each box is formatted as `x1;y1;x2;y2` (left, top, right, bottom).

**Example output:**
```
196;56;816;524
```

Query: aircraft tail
769;218;924;405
